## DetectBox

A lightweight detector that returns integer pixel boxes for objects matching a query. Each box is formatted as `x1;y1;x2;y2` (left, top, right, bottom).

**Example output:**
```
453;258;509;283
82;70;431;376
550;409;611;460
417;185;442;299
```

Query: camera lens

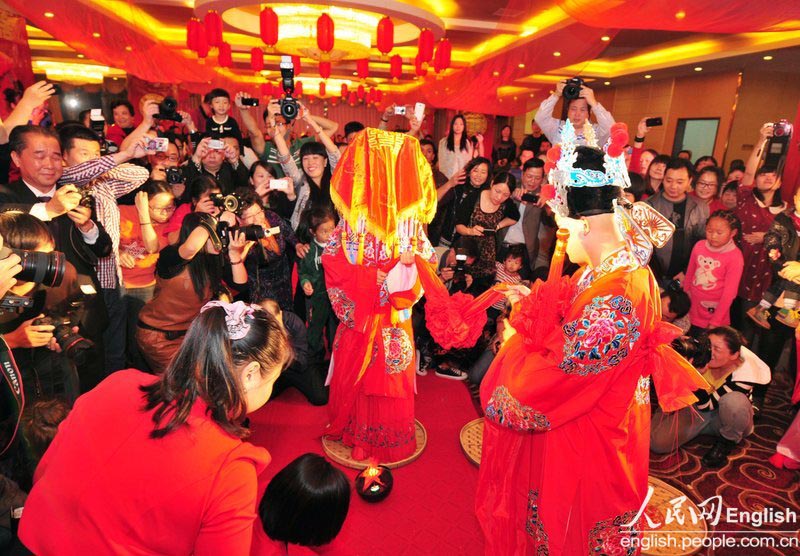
0;246;65;288
241;225;266;241
161;97;177;112
281;99;298;121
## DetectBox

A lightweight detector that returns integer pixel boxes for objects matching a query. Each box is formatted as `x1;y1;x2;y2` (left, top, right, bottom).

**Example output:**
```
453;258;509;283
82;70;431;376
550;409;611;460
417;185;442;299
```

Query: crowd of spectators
0;76;796;554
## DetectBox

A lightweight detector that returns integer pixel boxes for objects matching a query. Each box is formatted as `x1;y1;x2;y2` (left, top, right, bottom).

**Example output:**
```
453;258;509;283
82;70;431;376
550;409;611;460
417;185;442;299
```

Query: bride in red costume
322;128;439;462
476;121;709;555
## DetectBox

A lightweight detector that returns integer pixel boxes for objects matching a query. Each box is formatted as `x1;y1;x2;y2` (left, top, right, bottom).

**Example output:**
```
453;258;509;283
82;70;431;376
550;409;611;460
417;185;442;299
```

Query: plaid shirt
59;156;149;289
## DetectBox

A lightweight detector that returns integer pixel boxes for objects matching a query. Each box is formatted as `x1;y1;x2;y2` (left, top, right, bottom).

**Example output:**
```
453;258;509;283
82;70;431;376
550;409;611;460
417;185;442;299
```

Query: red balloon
319;82;326;97
356;59;369;80
204;10;223;48
317;13;335;53
260;8;279;47
250;47;264;72
376;17;394;55
389;54;402;81
218;42;232;68
341;83;349;97
417;28;434;63
319;61;331;80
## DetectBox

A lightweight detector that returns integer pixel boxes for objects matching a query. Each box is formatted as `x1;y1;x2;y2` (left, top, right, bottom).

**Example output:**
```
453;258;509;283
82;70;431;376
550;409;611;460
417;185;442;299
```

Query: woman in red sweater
19;300;292;556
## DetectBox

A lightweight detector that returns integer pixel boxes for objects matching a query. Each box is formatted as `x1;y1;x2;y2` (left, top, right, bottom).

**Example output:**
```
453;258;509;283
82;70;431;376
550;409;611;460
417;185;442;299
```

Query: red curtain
0;8;34;119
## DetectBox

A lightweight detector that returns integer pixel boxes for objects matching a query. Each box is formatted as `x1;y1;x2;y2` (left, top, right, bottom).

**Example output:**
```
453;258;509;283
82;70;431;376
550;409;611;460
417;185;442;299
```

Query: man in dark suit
497;158;549;278
0;125;112;390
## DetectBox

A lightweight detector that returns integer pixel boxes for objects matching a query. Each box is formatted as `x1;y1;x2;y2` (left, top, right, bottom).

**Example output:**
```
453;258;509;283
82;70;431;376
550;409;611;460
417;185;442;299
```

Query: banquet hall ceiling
8;0;800;114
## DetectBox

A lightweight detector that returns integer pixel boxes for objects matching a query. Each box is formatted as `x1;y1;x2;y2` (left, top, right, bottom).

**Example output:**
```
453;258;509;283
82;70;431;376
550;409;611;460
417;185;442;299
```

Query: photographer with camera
57;125;151;373
164;175;226;244
236;75;339;180
105;100;136;149
270;99;341;241
136;211;251;373
232;189;299;312
651;326;770;467
0;213;83;403
184;135;249;195
500;158;549;277
534;77;616;147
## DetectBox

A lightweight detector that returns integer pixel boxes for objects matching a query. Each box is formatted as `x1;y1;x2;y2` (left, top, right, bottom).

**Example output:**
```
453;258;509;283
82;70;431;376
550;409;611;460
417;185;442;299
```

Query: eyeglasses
154;153;179;162
149;204;175;215
696;180;718;189
241;208;264;222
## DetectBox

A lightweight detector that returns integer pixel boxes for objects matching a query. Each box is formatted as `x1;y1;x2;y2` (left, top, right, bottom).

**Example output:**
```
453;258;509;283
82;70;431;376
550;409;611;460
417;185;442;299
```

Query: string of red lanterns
317;13;334;55
319;61;331;80
376;17;393;56
204;10;223;48
356;59;369;80
250;47;264;72
389;54;402;82
218;42;232;67
417;29;435;64
433;38;452;73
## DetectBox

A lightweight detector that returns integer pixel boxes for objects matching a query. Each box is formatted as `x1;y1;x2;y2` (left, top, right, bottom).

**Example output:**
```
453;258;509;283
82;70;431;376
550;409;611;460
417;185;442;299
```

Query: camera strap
0;336;24;456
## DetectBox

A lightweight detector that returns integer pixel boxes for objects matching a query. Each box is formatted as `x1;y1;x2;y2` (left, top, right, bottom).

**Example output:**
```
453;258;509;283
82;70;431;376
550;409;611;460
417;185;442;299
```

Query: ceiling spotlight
601;36;610;42
44;12;54;18
675;10;686;19
67;97;79;108
492;71;500;77
553;51;561;57
77;54;85;58
644;74;652;79
604;81;611;85
518;63;525;68
763;55;774;61
92;32;101;38
352;71;358;76
694;66;703;71
125;46;132;51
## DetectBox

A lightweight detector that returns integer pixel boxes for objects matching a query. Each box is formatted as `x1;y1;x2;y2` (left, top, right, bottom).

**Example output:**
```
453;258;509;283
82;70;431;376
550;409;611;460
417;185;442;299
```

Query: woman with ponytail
19;301;292;556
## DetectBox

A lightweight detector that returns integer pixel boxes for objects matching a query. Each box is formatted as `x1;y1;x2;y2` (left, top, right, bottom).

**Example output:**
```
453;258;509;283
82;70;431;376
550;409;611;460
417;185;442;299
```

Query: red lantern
341;83;349;97
356;59;369;80
375;89;383;103
376;17;394;56
187;18;201;51
196;23;209;58
357;84;365;100
319;82;326;97
261;82;273;97
417;28;434;63
204;10;223;48
434;38;451;73
317;13;334;54
260;8;279;47
292;55;302;76
296;81;304;97
389;54;402;83
250;47;264;72
218;42;232;67
414;54;427;77
319;61;331;80
348;91;357;105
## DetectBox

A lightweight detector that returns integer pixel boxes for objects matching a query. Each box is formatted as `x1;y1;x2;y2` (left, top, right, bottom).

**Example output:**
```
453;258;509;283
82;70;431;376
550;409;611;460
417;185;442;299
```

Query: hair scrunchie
200;300;257;340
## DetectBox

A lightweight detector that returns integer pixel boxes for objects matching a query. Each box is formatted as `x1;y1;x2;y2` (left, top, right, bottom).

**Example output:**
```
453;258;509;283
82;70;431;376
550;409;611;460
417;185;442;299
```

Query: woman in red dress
476;122;707;555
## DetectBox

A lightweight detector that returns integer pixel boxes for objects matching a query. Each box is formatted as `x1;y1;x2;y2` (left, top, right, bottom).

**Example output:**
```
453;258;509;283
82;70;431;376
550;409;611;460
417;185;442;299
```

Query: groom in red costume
476;121;708;555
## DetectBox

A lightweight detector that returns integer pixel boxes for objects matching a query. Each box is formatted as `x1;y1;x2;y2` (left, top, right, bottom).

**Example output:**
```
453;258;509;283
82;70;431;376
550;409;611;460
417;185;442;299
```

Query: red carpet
248;374;484;556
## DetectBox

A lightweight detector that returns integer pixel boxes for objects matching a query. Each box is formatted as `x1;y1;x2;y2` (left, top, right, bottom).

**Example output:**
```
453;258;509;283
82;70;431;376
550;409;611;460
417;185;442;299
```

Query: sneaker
746;306;772;330
435;364;468;381
776;308;800;328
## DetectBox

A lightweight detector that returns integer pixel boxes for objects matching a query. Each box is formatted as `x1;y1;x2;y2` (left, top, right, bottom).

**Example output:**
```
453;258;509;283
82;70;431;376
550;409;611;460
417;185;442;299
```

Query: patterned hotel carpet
647;367;800;556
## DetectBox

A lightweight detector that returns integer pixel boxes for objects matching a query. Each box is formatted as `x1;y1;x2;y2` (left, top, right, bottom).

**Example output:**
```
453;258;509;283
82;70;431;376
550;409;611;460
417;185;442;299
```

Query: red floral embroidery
526;489;550;554
328;287;355;328
485;386;550;432
382;327;413;374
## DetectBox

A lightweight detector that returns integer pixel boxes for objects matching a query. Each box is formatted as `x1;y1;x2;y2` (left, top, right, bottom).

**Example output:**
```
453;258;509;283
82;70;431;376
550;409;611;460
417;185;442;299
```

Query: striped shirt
492;261;522;311
59;156;150;289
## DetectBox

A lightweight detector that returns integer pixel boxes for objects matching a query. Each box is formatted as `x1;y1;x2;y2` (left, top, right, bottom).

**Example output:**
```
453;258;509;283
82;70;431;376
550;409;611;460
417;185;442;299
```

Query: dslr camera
278;56;299;122
164;167;185;185
210;192;246;215
562;77;585;101
765;119;793;172
155;96;183;123
216;221;279;249
32;282;97;365
0;244;66;314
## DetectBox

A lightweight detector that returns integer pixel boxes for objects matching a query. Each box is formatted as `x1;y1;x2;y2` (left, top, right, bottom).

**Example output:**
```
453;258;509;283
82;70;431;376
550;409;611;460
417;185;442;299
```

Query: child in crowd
489;244;525;319
748;187;800;329
298;207;338;365
203;88;241;142
684;210;744;336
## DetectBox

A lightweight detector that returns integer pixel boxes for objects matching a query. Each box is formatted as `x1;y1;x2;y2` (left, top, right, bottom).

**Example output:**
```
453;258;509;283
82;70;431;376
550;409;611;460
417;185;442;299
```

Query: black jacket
0;180;112;280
